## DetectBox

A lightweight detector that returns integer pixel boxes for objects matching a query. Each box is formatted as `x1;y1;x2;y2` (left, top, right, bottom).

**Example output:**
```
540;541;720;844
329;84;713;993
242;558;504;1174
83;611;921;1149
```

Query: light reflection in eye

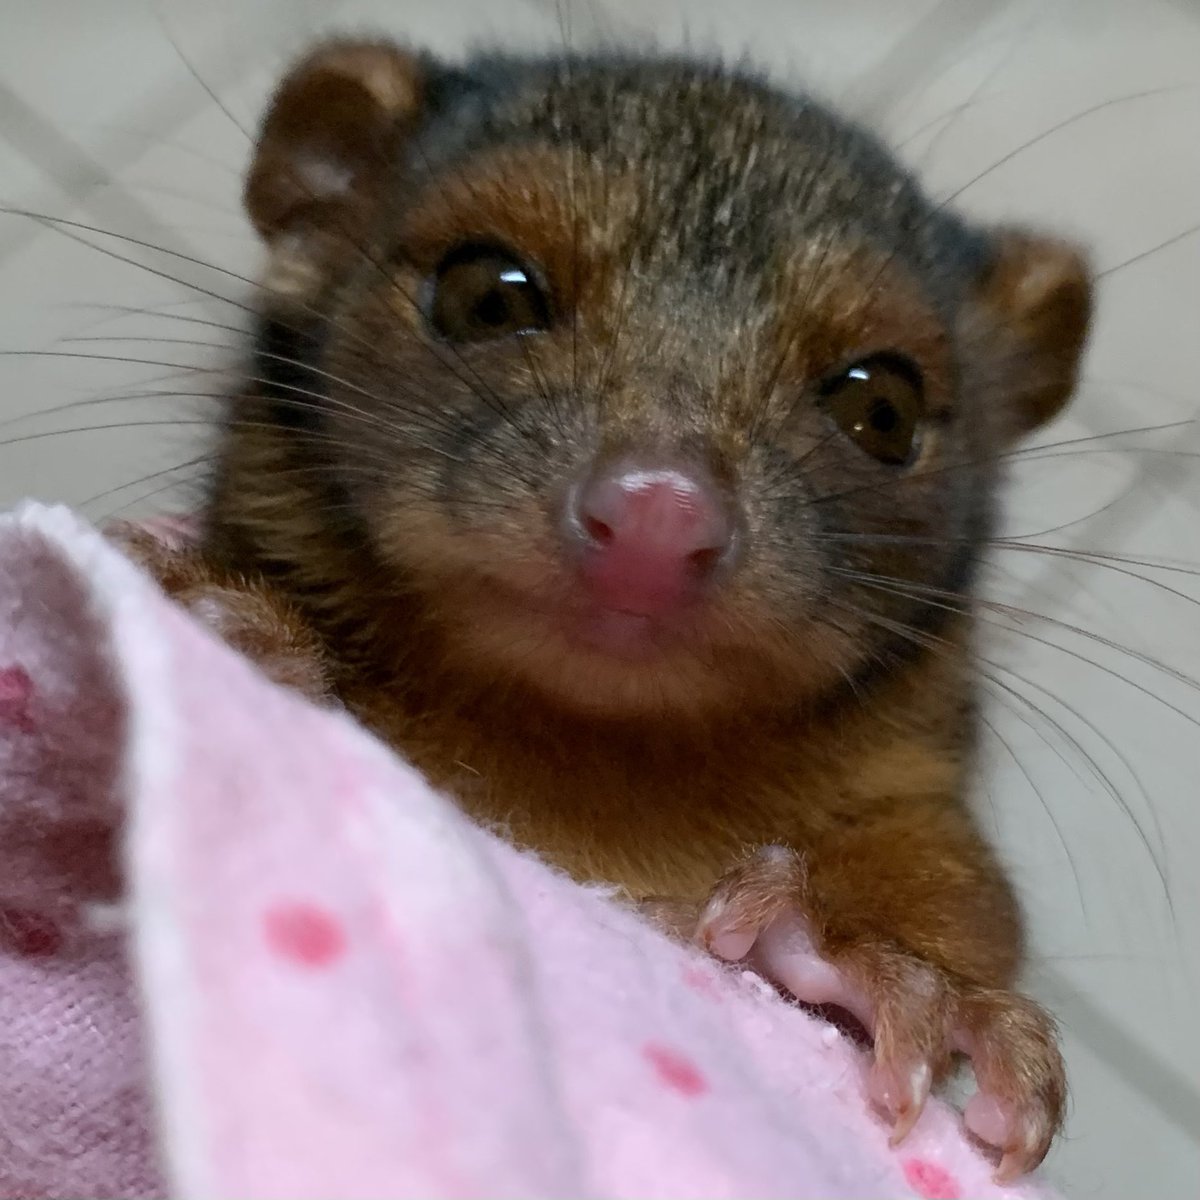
848;366;870;381
499;268;529;284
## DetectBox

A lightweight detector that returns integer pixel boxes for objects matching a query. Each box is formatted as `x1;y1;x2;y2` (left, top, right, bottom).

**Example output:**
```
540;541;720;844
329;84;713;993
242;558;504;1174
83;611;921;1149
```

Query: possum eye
427;243;551;342
820;354;924;466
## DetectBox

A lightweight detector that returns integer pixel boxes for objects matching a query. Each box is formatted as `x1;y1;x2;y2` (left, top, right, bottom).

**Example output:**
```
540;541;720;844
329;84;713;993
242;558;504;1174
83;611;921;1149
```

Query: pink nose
567;461;734;615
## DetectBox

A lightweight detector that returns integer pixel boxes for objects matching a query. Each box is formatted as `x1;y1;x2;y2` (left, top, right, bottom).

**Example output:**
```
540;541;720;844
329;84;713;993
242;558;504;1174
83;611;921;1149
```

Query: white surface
2;2;1198;1196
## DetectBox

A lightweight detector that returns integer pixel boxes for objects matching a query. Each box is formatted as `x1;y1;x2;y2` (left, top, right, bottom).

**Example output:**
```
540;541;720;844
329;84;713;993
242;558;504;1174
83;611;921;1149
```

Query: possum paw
107;521;334;704
690;846;1064;1181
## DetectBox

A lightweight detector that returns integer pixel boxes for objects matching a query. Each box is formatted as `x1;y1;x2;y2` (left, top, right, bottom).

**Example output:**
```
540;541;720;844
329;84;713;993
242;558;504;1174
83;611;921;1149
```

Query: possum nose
567;461;735;615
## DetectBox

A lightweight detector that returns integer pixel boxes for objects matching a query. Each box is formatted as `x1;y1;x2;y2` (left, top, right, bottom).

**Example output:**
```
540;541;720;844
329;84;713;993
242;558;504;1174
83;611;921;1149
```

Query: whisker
1;205;537;444
1097;220;1200;280
818;529;1200;584
982;666;1169;905
85;453;216;520
817;586;1169;901
944;86;1187;204
978;705;1086;920
831;566;1200;734
53;334;469;432
802;419;1194;511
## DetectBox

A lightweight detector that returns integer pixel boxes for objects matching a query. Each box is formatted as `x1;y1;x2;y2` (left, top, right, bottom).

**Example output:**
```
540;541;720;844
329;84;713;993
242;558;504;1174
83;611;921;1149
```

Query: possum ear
965;229;1093;438
244;40;428;297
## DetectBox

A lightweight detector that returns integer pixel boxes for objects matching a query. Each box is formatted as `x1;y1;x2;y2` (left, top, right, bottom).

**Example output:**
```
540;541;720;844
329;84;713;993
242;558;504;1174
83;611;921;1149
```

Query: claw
687;848;1064;1182
995;1135;1040;1186
955;991;1063;1179
999;1115;1048;1184
963;1091;1011;1148
693;845;802;962
994;1152;1023;1187
960;1060;1056;1180
966;1091;1051;1183
695;903;759;960
870;1059;932;1146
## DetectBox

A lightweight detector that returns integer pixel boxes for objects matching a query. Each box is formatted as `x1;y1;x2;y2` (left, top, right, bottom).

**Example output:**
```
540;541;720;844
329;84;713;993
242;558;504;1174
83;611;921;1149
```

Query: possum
109;37;1096;1180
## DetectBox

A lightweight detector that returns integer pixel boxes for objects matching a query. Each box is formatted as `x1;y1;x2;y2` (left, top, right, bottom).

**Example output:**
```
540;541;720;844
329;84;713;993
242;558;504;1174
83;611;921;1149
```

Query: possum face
236;40;1091;717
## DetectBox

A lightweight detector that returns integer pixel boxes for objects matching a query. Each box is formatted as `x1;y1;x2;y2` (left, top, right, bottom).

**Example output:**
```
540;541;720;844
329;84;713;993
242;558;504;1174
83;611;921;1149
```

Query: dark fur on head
206;39;1091;729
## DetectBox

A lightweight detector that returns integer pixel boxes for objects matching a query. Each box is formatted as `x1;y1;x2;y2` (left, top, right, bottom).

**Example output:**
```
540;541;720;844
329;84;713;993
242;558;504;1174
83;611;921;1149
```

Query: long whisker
84;453;216;519
982;667;1169;907
800;419;1194;511
0;204;539;451
1096;220;1200;279
816;585;1169;900
830;569;1200;788
978;706;1086;919
49;334;480;436
943;86;1186;204
819;529;1200;584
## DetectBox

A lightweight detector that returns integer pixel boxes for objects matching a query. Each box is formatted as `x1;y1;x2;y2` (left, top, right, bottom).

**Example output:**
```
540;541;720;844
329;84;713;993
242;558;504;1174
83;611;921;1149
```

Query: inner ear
244;39;427;254
967;229;1094;437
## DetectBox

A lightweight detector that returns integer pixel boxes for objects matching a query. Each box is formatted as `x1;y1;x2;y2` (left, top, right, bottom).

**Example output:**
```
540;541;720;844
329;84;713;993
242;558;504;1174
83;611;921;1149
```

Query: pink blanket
0;502;1059;1200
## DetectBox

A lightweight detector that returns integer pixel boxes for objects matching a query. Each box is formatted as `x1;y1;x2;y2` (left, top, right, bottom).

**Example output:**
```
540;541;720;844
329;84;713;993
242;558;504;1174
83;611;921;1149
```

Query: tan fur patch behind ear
969;230;1093;437
244;40;425;295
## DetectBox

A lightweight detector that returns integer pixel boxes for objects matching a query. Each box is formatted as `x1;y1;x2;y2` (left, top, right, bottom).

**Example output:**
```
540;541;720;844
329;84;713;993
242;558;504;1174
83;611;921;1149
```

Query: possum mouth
438;560;859;718
564;604;670;660
479;575;713;665
515;590;692;661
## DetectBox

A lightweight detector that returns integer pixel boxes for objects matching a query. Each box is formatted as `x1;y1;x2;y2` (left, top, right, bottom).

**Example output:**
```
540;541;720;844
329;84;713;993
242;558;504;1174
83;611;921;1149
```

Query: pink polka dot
0;666;36;734
263;901;346;968
0;908;63;957
681;963;722;999
903;1157;961;1200
642;1041;708;1096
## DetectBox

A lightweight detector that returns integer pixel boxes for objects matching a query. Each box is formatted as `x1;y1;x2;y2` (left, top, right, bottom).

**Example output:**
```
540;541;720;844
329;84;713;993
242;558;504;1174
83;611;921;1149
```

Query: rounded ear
965;229;1094;438
244;40;428;292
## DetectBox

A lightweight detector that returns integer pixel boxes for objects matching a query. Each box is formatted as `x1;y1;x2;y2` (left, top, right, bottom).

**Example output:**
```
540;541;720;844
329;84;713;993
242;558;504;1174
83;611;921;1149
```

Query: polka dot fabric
0;503;1061;1200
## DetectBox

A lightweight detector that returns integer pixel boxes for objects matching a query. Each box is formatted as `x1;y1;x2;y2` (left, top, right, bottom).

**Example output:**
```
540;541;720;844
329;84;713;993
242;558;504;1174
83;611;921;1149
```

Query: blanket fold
0;503;1056;1200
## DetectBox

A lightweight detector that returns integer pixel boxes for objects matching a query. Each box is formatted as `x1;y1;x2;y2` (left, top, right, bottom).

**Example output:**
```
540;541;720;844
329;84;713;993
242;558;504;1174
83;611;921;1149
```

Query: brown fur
107;523;332;703
120;38;1097;1177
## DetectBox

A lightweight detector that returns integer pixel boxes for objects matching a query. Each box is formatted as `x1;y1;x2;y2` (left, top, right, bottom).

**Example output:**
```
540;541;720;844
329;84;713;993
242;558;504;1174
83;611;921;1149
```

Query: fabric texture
0;502;1059;1200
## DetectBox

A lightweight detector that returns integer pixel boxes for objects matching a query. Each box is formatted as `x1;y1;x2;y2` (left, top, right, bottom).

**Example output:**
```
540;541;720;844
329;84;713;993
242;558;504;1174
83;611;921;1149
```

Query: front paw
693;846;1065;1182
107;521;333;704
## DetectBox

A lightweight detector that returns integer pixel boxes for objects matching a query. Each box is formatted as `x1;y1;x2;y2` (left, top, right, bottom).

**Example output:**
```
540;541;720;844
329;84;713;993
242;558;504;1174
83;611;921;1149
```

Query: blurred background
1;1;1198;1195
